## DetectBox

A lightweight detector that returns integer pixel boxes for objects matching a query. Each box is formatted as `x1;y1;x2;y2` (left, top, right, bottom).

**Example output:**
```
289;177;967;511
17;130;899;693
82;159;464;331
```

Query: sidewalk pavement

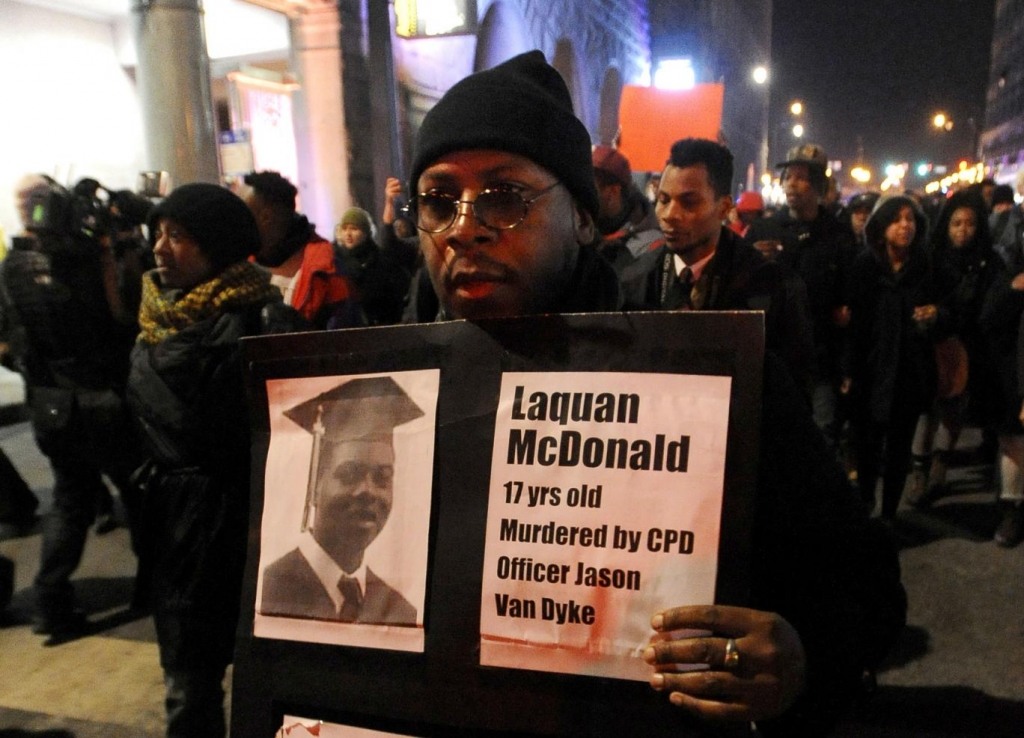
0;366;167;737
0;416;166;737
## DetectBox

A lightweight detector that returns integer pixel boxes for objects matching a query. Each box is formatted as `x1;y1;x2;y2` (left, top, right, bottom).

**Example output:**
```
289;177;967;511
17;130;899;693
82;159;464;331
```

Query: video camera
25;172;170;242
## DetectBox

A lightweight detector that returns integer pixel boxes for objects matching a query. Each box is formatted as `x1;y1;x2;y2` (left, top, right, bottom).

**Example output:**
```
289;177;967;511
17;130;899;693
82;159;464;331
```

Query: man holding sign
407;50;905;734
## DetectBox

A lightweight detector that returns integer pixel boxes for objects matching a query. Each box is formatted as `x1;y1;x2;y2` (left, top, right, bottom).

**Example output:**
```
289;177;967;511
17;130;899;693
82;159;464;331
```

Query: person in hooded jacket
908;191;1004;507
127;183;307;738
843;195;956;519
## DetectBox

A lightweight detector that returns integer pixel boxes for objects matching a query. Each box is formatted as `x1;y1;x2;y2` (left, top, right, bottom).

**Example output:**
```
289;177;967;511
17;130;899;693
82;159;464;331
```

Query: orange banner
616;84;725;172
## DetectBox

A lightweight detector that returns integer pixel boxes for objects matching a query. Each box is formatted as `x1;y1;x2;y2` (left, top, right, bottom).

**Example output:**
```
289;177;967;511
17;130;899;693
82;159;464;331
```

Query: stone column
366;0;402;220
289;1;351;235
132;0;220;187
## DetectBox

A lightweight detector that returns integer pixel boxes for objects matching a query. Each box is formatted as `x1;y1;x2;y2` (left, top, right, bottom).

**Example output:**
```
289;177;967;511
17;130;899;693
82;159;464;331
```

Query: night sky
770;0;996;185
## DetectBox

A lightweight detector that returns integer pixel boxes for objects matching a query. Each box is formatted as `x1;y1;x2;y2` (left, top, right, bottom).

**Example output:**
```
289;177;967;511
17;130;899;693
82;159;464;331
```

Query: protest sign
232;312;763;737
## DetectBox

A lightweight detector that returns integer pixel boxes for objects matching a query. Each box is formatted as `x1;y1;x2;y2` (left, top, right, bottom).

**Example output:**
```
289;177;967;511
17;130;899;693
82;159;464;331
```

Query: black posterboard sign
232;311;764;737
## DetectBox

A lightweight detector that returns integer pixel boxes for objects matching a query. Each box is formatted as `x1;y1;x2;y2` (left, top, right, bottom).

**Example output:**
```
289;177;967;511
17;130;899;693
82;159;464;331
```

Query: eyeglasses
407;182;562;233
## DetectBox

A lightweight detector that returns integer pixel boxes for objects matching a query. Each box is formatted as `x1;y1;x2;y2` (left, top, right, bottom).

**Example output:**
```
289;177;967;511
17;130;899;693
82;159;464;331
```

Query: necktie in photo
337;575;363;622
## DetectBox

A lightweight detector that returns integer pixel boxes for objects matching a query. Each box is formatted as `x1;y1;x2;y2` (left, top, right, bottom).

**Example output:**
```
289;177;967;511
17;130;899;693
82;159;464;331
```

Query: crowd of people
0;47;1021;737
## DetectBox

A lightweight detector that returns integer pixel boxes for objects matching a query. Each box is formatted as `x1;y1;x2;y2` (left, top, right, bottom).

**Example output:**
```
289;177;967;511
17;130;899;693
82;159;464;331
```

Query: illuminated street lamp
790;101;803;116
792;123;805;138
933;112;953;132
851;166;872;183
752;66;768;84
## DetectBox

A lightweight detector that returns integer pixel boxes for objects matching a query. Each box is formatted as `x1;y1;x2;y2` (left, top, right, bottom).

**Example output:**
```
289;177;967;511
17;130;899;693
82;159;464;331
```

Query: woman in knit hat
127;183;306;738
334;206;375;250
334;206;411;325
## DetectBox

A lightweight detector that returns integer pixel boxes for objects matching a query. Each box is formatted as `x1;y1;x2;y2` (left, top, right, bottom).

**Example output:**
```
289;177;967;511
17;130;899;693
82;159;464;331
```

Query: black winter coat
128;298;305;671
939;244;1006;425
336;238;413;326
980;269;1024;432
845;244;955;423
0;234;139;391
595;246;904;735
759;206;858;378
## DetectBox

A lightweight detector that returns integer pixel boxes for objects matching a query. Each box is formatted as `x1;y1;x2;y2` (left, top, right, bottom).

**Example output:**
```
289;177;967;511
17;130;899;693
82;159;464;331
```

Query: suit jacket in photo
260;548;417;626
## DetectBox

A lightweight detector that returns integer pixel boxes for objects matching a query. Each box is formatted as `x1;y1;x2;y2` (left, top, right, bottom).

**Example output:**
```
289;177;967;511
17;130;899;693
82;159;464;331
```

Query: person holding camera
1;174;149;637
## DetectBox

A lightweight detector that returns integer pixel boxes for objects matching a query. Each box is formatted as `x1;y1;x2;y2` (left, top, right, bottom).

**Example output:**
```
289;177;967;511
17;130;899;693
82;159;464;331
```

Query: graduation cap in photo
285;376;425;531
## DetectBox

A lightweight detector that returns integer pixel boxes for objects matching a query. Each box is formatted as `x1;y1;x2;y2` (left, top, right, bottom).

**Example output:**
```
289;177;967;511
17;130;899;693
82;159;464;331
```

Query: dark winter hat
409;50;599;219
992;184;1016;208
148;183;261;269
848;191;881;213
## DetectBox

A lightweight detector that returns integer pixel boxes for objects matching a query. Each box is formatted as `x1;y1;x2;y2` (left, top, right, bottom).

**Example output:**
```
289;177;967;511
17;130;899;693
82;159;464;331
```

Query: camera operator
0;174;151;637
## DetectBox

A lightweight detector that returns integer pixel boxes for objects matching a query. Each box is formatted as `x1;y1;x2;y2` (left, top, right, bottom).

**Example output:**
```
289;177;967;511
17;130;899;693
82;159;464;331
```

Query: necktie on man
337;575;363;622
666;266;694;310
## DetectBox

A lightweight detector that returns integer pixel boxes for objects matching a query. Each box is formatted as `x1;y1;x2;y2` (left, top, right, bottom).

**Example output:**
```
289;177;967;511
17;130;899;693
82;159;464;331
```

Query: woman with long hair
844;195;955;519
908;190;1004;506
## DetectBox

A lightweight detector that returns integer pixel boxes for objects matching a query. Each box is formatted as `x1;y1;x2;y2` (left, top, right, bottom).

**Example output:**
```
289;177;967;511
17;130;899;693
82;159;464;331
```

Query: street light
851;166;871;183
752;66;768;85
770;101;808;169
932;111;980;162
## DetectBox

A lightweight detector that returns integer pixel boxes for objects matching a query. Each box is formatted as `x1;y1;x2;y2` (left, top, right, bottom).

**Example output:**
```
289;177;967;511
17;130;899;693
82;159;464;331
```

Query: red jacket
291;237;361;329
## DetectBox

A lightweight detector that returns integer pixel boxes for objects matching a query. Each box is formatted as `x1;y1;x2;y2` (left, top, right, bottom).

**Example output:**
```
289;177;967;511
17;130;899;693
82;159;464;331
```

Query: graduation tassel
300;403;326;533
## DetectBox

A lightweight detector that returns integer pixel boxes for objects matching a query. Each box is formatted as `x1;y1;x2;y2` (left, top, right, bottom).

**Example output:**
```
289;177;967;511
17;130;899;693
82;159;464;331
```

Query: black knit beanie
409;50;599;219
148;183;261;269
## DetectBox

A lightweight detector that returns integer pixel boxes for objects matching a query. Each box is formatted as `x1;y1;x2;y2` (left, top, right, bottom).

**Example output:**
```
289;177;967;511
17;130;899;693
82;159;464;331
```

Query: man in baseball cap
749;143;858;451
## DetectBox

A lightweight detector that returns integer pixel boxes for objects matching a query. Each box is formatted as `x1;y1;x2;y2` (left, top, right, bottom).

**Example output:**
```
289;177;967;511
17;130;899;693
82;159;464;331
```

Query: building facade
1;0;774;238
649;0;773;192
981;0;1024;186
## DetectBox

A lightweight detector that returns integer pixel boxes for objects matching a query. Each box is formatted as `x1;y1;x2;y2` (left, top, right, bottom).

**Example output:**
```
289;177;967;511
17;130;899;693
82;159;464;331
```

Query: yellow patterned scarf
137;261;278;345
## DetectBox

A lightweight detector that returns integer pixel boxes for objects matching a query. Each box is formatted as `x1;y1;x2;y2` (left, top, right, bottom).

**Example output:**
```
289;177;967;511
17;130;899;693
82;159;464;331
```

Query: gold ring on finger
723;637;740;671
